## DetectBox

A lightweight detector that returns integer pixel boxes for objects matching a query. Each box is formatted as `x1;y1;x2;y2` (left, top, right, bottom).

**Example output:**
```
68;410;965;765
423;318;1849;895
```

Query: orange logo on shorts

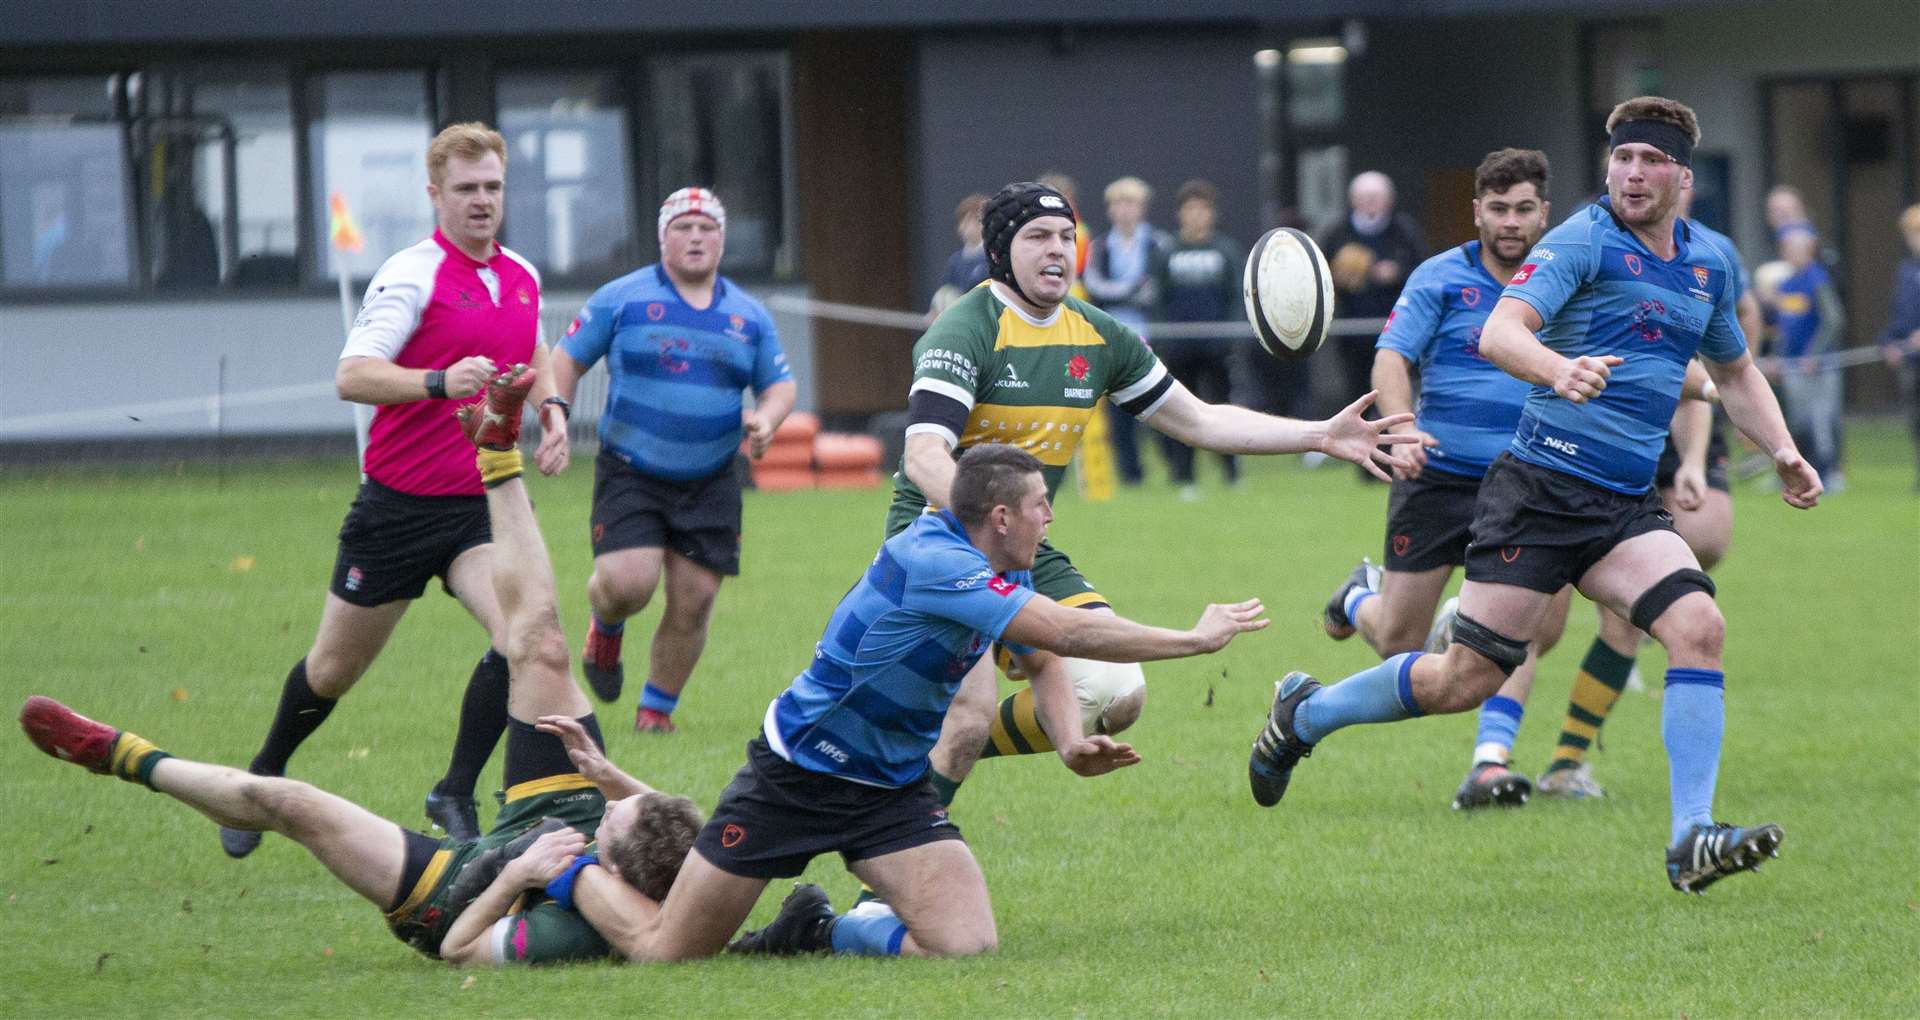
721;823;746;848
1392;535;1411;556
1501;547;1521;563
592;522;606;545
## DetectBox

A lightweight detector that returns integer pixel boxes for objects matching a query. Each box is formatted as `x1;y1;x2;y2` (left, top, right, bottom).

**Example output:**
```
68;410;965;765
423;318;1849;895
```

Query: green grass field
4;424;1916;1018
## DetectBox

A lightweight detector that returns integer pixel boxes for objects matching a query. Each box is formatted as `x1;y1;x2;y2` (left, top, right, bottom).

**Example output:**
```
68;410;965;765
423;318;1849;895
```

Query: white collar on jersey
988;281;1063;327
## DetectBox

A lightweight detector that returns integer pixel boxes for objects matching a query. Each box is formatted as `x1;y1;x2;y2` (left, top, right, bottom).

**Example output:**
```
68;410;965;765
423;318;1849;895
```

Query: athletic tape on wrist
424;370;448;400
544;853;599;911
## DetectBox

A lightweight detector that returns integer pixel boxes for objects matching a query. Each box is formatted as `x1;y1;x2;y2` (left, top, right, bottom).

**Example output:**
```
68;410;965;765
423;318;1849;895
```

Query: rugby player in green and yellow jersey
893;181;1421;806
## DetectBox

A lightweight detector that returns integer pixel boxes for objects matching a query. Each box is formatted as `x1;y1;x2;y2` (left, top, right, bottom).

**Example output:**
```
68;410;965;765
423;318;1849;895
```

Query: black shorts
1655;420;1731;493
693;738;964;880
1384;467;1482;571
591;451;741;576
330;481;491;607
1463;453;1676;594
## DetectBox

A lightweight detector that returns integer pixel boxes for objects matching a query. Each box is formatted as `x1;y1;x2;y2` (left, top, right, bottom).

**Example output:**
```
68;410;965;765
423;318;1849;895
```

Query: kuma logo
998;363;1029;389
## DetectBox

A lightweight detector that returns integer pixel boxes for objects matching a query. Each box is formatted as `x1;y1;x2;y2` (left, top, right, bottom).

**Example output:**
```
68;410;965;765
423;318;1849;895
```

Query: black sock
248;658;336;776
434;649;511;800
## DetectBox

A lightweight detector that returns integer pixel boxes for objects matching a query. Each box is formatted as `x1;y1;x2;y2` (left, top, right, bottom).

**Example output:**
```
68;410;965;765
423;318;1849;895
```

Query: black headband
981;182;1073;303
1609;119;1694;166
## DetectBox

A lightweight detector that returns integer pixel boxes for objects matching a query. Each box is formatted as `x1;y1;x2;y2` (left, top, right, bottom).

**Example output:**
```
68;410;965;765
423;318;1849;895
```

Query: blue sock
1473;696;1524;764
593;613;625;637
1662;668;1725;845
1343;588;1376;626
638;682;679;716
1293;652;1425;744
829;911;907;956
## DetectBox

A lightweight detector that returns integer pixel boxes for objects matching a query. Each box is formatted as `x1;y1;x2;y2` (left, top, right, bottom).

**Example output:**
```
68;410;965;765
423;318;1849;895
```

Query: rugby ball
1244;227;1334;360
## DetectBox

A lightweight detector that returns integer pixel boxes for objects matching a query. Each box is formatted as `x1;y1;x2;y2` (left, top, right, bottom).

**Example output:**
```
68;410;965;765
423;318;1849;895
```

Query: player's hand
1552;355;1621;403
535;410;571;476
742;410;774;459
1389;428;1438;480
1671;463;1708;511
445;356;499;399
1772;448;1822;509
505;828;589;889
1322;390;1423;482
1191;598;1270;653
1058;734;1141;777
535;715;615;783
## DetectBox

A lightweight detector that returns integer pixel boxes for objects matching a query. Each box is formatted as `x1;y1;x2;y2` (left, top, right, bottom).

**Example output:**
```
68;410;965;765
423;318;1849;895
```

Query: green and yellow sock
978;686;1054;760
1547;638;1634;772
476;447;523;487
109;732;172;790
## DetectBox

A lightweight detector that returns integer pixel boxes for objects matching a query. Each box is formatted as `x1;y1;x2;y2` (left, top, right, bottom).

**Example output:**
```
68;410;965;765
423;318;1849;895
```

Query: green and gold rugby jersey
888;282;1172;522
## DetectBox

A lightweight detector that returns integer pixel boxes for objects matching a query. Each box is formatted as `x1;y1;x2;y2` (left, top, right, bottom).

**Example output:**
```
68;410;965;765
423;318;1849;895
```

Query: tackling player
23;366;701;965
1249;97;1820;894
222;123;567;856
895;180;1420;810
553;443;1270;960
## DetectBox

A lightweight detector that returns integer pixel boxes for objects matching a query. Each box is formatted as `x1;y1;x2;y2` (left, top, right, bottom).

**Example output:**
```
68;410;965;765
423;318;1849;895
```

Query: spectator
1881;204;1920;490
929;193;990;320
1769;225;1845;487
1320;171;1425;415
1083;176;1171;485
1154;179;1244;498
1767;184;1840;269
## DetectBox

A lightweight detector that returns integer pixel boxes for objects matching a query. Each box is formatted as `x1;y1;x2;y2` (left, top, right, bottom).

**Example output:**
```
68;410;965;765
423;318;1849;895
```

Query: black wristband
424;370;447;400
540;395;571;419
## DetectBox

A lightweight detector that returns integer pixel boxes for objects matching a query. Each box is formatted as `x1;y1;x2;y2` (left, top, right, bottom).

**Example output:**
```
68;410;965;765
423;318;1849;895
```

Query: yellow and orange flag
328;192;365;254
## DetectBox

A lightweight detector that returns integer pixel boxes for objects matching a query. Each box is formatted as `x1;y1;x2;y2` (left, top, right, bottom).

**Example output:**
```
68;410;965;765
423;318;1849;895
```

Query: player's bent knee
1653;594;1724;663
1071;660;1146;735
1629;568;1715;634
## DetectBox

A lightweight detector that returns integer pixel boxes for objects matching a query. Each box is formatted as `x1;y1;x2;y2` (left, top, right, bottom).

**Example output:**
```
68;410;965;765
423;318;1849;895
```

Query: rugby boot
1451;761;1532;811
581;617;625;702
424;789;481;840
457;363;535;450
20;696;119;773
1424;596;1460;654
1535;761;1607;799
1666;822;1784;894
633;707;676;734
1248;672;1321;807
727;883;837;955
1322;559;1381;640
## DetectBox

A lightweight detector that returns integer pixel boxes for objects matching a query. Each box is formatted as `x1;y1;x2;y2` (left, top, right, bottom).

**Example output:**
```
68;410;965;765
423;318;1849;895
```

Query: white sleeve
487;915;515;964
341;278;427;362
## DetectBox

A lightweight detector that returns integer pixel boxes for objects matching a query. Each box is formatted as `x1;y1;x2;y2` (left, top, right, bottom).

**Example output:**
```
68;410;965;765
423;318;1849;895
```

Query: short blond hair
1104;176;1151;206
1606;96;1701;145
427;122;507;185
1900;204;1920;234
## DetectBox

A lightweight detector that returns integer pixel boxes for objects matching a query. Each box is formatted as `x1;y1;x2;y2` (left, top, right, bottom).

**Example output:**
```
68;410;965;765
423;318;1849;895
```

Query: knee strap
1451;611;1529;678
1630;568;1716;633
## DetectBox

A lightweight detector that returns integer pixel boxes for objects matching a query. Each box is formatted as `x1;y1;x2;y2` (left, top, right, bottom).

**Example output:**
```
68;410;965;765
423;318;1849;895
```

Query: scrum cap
982;181;1073;302
659;187;727;241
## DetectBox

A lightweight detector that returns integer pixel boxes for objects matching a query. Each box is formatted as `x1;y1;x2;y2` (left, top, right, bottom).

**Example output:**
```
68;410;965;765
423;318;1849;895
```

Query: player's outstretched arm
1016;649;1141;778
1480;297;1622;403
1704;353;1822;508
1002;593;1268;664
440;827;589;967
1143;380;1420;479
535;715;654;799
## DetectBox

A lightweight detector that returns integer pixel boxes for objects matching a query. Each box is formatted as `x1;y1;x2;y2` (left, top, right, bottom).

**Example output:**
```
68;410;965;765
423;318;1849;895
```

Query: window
497;71;637;281
0;75;136;289
1285;38;1346;131
306;71;434;281
130;66;298;288
651;53;791;275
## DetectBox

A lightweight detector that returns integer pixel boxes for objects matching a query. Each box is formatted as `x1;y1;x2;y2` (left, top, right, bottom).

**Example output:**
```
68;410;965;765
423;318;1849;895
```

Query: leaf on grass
1806;930;1826;944
181;898;192;913
1258;968;1271;983
348;747;371;761
94;952;113;974
992;814;1009;827
172;688;189;702
138;646;148;654
323;947;333;958
83;825;93;835
229;555;256;573
7;893;16;905
134;537;146;553
237;888;247;899
461;975;478;990
41;857;57;866
1204;685;1215;707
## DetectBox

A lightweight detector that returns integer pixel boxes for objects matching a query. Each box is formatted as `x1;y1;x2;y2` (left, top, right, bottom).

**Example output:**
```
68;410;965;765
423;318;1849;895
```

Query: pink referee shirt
343;229;543;496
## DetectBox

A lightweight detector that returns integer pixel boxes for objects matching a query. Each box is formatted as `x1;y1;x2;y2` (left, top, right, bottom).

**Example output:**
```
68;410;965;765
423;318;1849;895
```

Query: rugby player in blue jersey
1251;97;1821;894
546;188;798;734
1315;149;1573;809
560;444;1269;958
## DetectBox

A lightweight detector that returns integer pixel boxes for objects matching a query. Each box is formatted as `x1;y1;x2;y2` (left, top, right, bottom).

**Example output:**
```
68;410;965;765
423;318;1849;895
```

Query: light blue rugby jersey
764;510;1036;788
1499;198;1746;494
1376;241;1531;478
1687;220;1751;301
561;265;791;481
